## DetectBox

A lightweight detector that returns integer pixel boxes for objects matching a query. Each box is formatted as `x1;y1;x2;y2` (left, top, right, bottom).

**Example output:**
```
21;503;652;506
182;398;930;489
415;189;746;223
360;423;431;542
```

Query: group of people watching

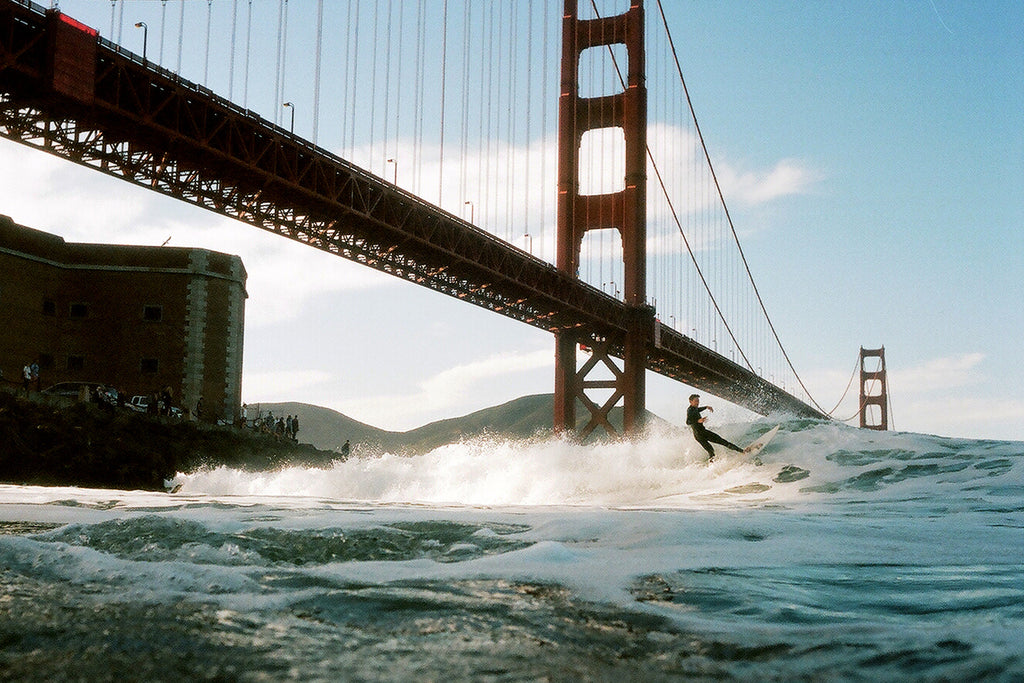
242;405;300;442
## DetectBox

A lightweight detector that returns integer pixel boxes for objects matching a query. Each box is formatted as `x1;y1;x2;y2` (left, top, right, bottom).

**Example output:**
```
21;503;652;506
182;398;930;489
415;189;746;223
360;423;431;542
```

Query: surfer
686;394;742;462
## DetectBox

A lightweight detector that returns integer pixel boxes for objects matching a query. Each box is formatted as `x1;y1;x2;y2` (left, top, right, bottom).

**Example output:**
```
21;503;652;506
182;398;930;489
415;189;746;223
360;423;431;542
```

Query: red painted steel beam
0;0;826;421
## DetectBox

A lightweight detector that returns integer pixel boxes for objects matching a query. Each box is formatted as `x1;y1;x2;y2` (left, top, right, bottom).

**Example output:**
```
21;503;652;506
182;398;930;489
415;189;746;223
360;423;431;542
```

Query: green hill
258;394;670;454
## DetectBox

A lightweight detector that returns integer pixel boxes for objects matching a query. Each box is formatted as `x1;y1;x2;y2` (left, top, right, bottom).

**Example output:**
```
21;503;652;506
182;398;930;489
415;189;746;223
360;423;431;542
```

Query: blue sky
2;1;1021;440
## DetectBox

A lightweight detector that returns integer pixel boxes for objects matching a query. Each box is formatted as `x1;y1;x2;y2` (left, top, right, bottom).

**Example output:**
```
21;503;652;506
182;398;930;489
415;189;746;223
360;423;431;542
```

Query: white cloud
718;158;821;205
891;353;986;394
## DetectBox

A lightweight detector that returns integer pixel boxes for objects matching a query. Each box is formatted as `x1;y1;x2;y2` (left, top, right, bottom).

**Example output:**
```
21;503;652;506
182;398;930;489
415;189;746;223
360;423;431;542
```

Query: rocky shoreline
0;390;338;491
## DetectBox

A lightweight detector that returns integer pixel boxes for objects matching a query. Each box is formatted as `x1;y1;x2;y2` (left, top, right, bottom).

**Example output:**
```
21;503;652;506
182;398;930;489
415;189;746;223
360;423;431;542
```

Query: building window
140;358;159;374
69;302;88;319
143;305;163;322
43;299;56;316
67;355;85;371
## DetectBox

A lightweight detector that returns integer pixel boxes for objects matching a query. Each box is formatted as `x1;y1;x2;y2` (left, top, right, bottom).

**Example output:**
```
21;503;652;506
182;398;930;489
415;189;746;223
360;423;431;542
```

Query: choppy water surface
1;419;1022;681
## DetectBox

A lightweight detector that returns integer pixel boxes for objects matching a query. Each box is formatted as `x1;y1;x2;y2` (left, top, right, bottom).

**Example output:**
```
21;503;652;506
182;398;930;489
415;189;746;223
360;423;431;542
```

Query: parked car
128;395;150;413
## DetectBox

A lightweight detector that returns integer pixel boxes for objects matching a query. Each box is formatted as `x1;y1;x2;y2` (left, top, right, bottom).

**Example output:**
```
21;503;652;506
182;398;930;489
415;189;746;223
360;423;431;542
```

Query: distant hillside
258;394;671;454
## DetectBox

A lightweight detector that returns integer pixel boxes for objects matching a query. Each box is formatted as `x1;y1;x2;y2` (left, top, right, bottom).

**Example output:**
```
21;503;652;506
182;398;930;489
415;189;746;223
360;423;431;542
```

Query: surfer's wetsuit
686;405;742;461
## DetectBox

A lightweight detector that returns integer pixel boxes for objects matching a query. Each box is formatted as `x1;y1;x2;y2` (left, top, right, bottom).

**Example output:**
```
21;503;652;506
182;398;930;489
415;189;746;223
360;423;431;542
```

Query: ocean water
1;418;1022;682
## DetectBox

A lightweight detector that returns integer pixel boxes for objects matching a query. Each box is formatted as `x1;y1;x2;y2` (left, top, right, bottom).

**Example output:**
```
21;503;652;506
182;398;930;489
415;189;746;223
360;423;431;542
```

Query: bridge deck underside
0;0;824;420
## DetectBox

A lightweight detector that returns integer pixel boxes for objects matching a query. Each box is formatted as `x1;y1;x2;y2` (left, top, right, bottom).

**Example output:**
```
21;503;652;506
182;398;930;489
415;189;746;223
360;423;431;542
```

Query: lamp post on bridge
386;158;398;185
464;200;474;224
282;102;295;133
134;21;147;63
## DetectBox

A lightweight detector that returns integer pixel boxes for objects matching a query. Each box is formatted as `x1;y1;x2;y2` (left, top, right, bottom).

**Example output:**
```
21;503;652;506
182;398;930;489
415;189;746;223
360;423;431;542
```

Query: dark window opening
43;299;56;316
69;303;88;319
143;305;163;322
140;358;159;374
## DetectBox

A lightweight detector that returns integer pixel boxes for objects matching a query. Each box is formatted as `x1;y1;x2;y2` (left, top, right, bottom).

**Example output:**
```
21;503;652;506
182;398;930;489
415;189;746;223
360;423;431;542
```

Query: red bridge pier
554;0;651;438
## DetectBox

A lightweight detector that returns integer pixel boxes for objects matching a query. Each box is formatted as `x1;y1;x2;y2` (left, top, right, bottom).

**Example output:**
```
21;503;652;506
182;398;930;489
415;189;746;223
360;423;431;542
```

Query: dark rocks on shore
0;391;337;491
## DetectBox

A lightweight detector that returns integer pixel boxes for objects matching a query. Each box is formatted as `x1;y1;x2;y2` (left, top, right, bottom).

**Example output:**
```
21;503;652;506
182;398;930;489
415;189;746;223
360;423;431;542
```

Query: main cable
653;0;827;413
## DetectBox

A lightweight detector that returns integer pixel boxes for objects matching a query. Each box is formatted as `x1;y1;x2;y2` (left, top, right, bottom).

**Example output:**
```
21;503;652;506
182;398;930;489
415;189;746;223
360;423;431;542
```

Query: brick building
0;214;246;422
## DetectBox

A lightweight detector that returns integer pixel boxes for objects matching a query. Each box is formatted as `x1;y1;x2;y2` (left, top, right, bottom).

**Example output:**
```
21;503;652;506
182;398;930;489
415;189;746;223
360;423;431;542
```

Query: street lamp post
464;200;474;224
282;102;294;133
134;21;148;63
386;158;398;184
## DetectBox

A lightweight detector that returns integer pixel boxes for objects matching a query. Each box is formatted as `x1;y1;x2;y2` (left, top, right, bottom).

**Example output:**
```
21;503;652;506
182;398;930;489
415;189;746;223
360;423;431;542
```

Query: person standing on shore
686;394;742;463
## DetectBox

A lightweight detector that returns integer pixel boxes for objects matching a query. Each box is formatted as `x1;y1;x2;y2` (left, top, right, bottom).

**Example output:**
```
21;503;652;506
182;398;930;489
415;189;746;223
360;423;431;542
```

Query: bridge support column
859;346;889;430
555;0;648;437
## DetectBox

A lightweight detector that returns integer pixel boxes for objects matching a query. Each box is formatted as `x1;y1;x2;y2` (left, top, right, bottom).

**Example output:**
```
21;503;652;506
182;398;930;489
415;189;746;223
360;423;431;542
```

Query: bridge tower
859;346;889;430
554;0;652;437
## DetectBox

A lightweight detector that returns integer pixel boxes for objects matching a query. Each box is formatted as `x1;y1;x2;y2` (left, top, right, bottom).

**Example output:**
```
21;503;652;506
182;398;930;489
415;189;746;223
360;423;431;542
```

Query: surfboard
742;424;780;457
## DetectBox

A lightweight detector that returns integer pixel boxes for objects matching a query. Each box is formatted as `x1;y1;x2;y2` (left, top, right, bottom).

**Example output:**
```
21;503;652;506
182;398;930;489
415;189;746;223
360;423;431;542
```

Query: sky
1;0;1022;441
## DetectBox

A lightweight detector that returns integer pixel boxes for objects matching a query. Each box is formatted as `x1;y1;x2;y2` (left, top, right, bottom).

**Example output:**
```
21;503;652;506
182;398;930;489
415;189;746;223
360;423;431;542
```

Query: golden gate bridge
0;0;834;437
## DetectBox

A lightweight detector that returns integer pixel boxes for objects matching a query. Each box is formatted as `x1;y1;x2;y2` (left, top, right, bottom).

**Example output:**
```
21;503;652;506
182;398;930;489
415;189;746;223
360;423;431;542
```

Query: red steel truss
0;0;826;426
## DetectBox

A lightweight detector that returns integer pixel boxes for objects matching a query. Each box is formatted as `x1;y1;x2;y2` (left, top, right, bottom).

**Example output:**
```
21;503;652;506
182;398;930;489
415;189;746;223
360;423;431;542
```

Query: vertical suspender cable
458;2;471;218
505;1;515;241
380;1;387;176
274;0;284;125
176;0;183;76
280;0;290;124
348;0;360;158
203;0;211;86
438;0;448;206
541;3;550;262
342;3;352;153
158;0;167;65
394;3;403;182
414;0;426;194
313;0;324;145
243;0;252;108
229;0;237;100
482;4;493;232
369;1;379;158
524;2;532;246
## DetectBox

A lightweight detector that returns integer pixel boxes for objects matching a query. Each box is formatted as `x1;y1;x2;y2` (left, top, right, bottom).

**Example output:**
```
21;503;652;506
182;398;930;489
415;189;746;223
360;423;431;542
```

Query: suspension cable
589;0;752;368
653;0;827;413
827;353;861;416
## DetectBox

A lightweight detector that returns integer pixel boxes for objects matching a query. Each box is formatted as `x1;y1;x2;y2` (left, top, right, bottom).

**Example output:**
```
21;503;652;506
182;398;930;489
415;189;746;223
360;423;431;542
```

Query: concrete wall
0;214;246;421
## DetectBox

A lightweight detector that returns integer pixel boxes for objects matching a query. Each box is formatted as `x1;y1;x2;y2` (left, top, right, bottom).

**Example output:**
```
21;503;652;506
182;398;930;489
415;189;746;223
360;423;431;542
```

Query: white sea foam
173;420;794;506
1;419;1021;679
